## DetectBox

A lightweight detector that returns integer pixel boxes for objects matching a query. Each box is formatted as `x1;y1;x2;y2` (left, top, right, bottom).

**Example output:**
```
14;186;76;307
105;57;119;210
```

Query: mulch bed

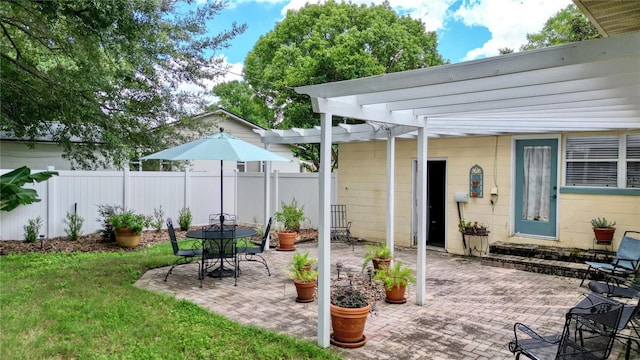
0;228;319;256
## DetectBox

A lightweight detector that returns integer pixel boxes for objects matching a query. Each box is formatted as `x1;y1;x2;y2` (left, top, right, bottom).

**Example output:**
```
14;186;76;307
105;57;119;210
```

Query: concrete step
481;242;614;279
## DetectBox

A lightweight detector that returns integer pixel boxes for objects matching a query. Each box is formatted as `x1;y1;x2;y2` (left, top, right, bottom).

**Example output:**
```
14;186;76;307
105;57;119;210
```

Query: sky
187;0;573;94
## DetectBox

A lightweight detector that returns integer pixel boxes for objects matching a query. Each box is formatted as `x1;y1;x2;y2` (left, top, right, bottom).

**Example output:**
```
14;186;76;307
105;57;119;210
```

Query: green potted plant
362;243;393;271
274;198;306;251
286;252;318;303
591;217;616;245
108;209;150;248
373;260;416;304
330;285;371;347
458;220;487;235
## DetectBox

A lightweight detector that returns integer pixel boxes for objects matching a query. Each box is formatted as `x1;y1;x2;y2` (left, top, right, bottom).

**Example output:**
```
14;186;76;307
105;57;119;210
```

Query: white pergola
256;31;640;348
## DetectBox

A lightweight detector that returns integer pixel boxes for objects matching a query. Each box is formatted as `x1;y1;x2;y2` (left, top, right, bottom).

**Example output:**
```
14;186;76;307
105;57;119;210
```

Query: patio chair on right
509;293;624;360
331;204;353;250
580;231;640;288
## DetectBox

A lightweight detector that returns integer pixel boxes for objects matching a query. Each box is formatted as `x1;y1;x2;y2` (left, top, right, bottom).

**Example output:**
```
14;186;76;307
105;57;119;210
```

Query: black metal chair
237;217;272;276
200;223;238;287
209;213;237;226
588;273;640;359
509;293;624;360
164;218;202;281
580;231;640;287
330;204;353;250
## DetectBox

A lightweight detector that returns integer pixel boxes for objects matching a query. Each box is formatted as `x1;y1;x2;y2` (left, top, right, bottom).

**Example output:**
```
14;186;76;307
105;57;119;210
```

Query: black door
427;161;446;247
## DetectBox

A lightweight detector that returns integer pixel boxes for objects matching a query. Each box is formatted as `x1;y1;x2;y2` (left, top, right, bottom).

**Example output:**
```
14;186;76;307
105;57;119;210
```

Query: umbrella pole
220;159;224;221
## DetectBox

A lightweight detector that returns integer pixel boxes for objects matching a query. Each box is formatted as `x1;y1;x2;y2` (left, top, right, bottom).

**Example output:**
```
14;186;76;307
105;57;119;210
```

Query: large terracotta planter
330;303;370;347
115;228;141;248
293;279;316;303
372;258;391;271
277;231;296;251
384;284;407;304
594;227;615;245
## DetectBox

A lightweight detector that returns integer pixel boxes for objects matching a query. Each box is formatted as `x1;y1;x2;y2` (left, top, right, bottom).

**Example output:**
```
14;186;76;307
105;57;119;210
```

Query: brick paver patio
135;241;628;359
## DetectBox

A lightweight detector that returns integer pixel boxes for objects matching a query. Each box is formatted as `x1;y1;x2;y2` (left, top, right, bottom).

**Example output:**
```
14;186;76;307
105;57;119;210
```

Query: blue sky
185;0;572;90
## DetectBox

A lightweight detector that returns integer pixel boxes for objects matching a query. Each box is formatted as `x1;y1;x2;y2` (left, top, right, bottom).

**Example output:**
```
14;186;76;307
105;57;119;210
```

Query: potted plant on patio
373;260;416;304
287;252;318;303
362;243;393;271
330;285;371;348
108;209;150;248
274;198;306;251
591;217;616;245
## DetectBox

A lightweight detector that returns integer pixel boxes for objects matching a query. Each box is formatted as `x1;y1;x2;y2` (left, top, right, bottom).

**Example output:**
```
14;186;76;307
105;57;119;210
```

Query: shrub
151;206;165;232
362;243;393;270
63;212;84;241
274;198;305;232
96;204;124;242
178;207;192;231
23;216;43;243
108;210;150;235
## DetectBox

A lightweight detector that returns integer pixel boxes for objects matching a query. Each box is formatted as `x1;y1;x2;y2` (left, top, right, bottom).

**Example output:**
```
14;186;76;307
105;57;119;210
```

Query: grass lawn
0;241;341;359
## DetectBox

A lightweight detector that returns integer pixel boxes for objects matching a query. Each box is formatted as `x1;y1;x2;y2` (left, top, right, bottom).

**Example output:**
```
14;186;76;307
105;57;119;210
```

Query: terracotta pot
471;191;479;197
384;284;407;304
472;180;479;186
115;228;140;248
294;279;316;303
372;258;391;271
594;227;615;244
330;303;370;343
277;231;296;251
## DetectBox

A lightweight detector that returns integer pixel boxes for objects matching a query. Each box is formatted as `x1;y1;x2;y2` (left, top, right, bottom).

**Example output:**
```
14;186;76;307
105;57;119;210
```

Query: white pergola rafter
255;31;640;349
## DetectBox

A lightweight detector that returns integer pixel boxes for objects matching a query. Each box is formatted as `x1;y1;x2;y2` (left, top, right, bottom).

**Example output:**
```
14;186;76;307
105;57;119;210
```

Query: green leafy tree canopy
521;4;601;51
1;0;245;169
243;0;446;170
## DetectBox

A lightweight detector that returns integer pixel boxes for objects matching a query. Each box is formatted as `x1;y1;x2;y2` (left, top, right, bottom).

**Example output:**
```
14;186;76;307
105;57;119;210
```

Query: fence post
46;166;56;238
184;169;191;210
123;166;131;210
273;169;280;228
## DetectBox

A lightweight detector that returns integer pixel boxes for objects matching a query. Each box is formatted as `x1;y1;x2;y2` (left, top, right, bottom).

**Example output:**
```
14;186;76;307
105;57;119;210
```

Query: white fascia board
295;32;639;98
314;97;424;127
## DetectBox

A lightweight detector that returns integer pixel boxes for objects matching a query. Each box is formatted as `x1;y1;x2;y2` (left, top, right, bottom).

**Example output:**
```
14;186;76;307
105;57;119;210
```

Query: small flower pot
294;279;317;303
593;227;615;244
277;231;296;251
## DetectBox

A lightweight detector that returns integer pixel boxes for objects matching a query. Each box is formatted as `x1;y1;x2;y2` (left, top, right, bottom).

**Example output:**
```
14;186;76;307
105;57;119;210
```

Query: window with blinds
565;134;640;188
628;134;640;188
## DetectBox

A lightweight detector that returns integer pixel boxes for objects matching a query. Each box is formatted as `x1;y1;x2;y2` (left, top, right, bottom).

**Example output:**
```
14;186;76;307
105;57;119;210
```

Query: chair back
564;295;624;359
330;205;348;230
167;218;180;255
613;231;640;271
259;217;273;252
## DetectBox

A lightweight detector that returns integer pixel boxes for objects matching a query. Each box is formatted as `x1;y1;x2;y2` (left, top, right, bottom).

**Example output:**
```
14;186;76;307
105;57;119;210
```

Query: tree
243;1;446;170
1;0;245;169
521;4;601;51
210;80;274;128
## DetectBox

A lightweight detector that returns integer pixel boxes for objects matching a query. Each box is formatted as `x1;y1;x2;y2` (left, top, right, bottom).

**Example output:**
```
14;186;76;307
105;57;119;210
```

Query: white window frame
564;134;639;189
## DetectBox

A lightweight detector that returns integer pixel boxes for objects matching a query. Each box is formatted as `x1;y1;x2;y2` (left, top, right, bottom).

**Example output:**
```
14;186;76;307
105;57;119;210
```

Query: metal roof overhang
255;31;639;144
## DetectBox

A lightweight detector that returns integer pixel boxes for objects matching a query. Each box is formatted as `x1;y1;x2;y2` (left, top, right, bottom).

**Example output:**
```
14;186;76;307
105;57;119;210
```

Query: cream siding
338;131;639;254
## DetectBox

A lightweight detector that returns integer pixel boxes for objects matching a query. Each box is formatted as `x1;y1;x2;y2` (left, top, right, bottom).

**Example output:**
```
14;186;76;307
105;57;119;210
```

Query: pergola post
416;126;427;305
263;145;272;251
317;111;332;348
386;135;395;255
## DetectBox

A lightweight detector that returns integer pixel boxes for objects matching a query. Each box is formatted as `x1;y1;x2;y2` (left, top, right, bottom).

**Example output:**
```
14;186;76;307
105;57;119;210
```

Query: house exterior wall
338;131;639;254
1;142;87;170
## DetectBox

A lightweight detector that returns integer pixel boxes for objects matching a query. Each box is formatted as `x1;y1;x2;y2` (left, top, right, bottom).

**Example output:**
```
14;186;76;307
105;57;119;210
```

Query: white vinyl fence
0;168;336;241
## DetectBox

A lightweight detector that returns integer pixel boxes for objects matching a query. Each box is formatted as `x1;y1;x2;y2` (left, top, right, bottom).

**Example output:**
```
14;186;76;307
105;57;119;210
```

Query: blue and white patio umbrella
141;128;290;218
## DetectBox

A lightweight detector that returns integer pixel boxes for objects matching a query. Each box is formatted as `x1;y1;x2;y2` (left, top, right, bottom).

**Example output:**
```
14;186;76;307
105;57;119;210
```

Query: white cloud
279;0;572;61
454;0;573;60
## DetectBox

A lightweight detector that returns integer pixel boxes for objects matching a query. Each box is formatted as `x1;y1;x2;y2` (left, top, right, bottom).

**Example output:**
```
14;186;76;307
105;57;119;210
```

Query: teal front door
514;139;558;237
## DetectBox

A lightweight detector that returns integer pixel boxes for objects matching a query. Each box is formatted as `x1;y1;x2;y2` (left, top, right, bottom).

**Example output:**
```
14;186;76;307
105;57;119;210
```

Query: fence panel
1;169;330;240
